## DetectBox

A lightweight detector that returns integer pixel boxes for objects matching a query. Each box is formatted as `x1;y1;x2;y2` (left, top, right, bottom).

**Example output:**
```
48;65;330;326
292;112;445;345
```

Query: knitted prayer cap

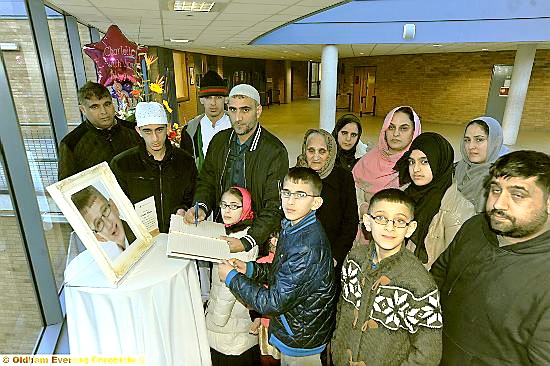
229;84;261;105
135;101;168;127
199;70;228;97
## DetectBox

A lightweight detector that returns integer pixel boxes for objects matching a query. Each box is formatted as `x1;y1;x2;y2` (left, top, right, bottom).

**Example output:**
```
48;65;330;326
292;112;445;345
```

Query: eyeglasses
92;203;112;233
367;213;412;228
220;203;243;210
280;189;318;199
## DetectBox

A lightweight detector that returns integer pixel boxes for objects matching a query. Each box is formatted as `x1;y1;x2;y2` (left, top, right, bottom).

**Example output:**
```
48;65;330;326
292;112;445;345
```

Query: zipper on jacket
243;151;247;187
219;132;233;197
159;163;164;229
279;314;294;336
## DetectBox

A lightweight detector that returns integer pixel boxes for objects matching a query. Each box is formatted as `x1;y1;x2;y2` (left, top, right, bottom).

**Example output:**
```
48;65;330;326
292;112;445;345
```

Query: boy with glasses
218;167;336;366
71;185;135;257
331;188;442;366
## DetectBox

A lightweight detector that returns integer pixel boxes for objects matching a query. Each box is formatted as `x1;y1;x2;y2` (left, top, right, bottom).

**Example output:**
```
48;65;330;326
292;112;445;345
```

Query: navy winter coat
226;211;337;356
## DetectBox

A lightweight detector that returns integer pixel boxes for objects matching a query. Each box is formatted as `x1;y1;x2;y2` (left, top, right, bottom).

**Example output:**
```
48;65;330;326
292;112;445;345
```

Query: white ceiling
45;0;550;61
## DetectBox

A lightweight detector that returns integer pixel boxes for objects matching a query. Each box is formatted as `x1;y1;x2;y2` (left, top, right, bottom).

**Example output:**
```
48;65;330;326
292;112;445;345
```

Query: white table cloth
64;234;211;365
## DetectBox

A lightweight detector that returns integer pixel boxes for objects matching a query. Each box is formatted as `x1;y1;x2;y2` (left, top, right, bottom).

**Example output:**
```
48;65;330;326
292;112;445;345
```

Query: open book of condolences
167;214;229;262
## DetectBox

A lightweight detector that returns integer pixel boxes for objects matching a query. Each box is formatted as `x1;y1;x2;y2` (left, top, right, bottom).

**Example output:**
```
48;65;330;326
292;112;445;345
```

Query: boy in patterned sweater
331;188;442;366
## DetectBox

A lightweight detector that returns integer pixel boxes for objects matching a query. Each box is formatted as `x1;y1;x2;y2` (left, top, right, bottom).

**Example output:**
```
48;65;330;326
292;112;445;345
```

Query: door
353;66;376;115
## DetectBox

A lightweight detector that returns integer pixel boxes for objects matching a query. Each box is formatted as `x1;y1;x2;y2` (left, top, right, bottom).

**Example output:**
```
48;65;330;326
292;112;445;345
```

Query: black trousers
210;345;261;366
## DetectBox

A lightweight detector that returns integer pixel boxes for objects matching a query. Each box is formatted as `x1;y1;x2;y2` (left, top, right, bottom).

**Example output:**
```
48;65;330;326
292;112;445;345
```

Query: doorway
309;62;321;98
352;66;376;116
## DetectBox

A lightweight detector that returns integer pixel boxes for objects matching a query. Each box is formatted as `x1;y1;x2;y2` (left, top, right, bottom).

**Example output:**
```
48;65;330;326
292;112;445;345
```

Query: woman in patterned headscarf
296;129;358;271
455;116;509;212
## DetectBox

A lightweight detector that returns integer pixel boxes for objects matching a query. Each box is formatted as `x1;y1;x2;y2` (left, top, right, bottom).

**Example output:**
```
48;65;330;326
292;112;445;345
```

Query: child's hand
249;318;261;335
227;258;246;273
218;259;246;282
220;236;245;252
218;260;234;281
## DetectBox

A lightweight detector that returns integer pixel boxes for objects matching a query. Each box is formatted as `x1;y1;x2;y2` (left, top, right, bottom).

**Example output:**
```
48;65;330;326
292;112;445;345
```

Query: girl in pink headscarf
352;106;422;217
206;186;260;365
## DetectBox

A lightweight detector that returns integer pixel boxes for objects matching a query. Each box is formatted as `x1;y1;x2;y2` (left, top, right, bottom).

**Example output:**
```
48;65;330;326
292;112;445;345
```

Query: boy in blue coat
218;167;337;365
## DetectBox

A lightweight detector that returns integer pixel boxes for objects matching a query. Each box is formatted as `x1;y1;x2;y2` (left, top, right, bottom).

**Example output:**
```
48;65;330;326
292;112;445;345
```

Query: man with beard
183;84;288;254
431;150;550;365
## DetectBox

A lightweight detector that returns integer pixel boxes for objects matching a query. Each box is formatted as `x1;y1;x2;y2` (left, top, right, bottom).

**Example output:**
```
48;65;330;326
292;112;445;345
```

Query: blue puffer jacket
225;211;337;357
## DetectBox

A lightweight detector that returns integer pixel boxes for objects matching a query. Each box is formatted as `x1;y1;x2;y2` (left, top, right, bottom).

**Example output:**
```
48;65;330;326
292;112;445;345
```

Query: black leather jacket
58;118;140;180
194;125;288;250
226;211;337;355
110;140;197;233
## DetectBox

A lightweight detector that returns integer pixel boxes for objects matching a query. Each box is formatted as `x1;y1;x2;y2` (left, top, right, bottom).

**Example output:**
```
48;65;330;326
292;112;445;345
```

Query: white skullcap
135;102;168;127
229;84;261;105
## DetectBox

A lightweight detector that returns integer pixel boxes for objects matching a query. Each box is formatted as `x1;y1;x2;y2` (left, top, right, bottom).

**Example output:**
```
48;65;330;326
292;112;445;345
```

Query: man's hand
218;259;245;281
182;206;206;224
220;236;246;252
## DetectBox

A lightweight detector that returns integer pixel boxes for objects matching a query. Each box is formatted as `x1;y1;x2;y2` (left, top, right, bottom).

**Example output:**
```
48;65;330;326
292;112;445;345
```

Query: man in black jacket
183;84;289;253
110;102;197;233
58;81;140;180
431;150;550;365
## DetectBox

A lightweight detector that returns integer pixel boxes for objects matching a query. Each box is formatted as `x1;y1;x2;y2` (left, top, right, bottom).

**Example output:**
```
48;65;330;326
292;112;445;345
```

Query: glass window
78;22;97;84
1;0;72;291
46;6;80;127
0;158;43;353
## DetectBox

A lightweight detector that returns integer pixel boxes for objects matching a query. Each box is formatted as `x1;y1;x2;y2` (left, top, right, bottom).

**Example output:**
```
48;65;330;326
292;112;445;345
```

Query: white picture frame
47;162;153;286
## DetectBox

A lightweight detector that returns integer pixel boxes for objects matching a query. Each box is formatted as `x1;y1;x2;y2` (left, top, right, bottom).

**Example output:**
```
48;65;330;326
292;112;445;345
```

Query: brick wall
338;50;550;129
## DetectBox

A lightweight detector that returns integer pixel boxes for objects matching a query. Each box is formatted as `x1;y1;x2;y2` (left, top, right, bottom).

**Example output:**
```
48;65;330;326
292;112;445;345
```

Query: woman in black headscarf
394;132;474;269
332;114;363;171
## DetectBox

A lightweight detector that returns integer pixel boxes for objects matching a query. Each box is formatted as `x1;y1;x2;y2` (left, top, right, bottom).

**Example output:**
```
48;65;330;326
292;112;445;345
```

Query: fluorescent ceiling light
173;1;215;12
0;43;19;51
170;39;190;43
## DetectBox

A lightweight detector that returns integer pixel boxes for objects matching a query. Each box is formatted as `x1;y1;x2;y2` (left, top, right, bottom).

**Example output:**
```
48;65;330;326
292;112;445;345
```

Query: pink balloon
83;25;147;86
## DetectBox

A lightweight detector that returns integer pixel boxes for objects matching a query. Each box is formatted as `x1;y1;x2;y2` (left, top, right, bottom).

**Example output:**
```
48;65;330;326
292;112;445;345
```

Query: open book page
167;214;230;262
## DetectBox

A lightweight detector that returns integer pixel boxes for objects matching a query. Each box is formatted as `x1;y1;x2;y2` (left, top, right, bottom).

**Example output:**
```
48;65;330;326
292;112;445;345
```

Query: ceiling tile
223;3;287;14
89;0;160;10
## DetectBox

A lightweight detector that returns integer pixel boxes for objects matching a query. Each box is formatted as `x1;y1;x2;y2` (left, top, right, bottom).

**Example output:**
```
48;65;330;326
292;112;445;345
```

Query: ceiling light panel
173;1;215;12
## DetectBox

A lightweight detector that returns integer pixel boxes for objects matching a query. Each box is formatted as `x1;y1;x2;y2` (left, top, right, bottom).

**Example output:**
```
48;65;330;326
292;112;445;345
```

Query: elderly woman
296;129;359;270
455;116;509;213
331;113;365;171
394;132;475;269
352;106;422;216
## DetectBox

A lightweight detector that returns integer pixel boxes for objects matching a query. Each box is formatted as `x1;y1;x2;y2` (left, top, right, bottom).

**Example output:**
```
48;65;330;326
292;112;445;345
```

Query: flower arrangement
113;53;172;123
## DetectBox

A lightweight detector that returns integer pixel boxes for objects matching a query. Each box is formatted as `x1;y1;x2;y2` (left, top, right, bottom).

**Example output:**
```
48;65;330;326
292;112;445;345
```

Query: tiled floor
260;99;549;164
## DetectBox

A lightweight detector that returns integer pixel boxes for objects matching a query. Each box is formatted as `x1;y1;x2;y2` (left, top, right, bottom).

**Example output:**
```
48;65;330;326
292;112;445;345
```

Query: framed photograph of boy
47;162;153;286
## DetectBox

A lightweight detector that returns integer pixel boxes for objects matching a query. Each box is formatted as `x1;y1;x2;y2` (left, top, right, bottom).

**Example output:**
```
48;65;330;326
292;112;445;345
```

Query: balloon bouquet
83;25;169;123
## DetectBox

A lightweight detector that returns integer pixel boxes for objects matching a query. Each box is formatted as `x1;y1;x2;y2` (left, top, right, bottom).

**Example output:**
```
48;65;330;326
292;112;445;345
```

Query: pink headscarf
352;106;421;195
224;186;254;227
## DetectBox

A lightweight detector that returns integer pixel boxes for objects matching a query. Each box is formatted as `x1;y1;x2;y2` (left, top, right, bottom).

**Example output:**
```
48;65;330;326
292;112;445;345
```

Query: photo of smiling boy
217;167;337;366
71;185;136;260
331;188;442;366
